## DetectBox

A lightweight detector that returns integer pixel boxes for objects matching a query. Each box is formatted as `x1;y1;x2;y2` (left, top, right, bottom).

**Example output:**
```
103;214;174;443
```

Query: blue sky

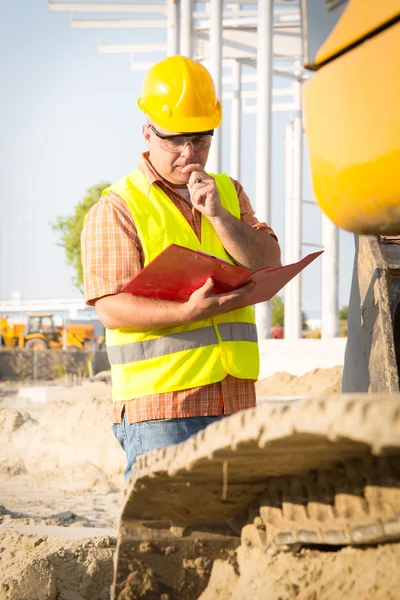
0;0;354;318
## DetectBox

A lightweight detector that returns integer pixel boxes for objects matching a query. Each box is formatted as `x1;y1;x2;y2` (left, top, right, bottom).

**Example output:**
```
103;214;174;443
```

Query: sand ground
2;367;399;599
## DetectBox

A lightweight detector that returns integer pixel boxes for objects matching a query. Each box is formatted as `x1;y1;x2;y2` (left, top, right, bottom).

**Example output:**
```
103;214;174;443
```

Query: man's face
142;119;212;186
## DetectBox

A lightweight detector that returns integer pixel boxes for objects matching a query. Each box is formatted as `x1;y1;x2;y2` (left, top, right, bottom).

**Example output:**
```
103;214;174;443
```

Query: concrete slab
259;338;346;379
17;386;49;403
17;383;111;404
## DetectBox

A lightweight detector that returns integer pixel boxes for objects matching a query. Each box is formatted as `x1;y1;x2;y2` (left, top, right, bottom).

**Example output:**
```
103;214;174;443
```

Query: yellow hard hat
137;55;222;133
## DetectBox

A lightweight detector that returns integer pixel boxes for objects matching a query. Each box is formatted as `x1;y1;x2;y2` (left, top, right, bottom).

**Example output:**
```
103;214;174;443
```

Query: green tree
271;295;285;327
271;295;308;330
339;305;349;320
52;181;110;292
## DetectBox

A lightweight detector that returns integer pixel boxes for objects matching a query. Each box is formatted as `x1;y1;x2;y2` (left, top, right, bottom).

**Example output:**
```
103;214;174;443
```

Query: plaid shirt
82;153;277;423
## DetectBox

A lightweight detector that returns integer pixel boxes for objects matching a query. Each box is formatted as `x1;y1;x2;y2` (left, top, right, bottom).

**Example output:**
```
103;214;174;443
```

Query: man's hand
183;163;281;271
182;164;225;220
182;278;255;322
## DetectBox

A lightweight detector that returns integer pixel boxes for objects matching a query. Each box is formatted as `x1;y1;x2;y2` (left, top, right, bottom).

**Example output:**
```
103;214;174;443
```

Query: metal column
255;0;273;340
230;59;241;180
290;69;303;339
207;0;222;173
167;0;179;56
180;0;192;58
321;215;339;338
284;122;294;339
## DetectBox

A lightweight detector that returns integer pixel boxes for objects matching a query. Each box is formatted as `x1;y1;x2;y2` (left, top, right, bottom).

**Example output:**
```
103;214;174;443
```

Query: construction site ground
1;367;400;600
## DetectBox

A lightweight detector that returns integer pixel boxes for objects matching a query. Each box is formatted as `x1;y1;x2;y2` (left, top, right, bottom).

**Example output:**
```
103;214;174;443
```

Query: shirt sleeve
81;192;144;306
230;177;278;241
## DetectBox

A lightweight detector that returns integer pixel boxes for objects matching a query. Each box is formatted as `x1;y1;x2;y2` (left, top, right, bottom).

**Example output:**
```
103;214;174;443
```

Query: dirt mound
0;530;115;600
0;386;124;529
201;543;400;600
256;365;343;397
0;394;124;489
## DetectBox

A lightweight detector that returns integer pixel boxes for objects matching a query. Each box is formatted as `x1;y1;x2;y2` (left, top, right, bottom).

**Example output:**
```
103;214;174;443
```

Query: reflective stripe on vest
107;322;258;366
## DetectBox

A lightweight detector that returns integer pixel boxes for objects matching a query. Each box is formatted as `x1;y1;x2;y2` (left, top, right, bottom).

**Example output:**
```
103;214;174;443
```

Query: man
81;55;281;480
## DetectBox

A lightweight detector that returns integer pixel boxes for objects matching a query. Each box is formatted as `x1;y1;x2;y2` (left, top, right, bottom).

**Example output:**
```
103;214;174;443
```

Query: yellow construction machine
111;3;400;598
19;313;85;350
302;0;400;392
0;316;22;348
1;313;101;351
302;0;400;236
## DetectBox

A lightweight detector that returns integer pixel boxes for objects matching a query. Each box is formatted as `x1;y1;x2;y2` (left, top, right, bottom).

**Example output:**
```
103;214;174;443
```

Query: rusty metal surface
343;235;400;393
112;394;400;599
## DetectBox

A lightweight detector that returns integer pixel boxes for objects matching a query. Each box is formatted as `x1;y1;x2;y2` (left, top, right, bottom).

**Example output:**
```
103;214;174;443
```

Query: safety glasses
149;124;214;153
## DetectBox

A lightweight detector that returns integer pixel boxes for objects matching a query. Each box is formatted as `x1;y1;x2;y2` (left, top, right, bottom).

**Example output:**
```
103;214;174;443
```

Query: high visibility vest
103;169;260;401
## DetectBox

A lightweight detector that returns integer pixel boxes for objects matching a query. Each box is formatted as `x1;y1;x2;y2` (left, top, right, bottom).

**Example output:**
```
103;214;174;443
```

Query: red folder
121;244;323;307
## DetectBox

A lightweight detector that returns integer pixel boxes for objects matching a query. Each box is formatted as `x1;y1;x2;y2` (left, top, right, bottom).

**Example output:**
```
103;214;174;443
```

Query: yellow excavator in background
0;313;103;351
19;313;87;350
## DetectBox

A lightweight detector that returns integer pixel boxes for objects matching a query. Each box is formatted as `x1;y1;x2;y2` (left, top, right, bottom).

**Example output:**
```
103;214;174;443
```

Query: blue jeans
112;414;226;481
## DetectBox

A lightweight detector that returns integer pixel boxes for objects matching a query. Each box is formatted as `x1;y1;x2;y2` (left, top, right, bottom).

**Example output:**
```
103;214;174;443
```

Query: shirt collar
138;152;189;198
138;151;163;193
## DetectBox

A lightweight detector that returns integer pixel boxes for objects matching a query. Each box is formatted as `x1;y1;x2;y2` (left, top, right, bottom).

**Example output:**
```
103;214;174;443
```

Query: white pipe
49;2;167;13
196;17;300;29
321;216;339;339
255;0;274;340
167;0;179;56
180;0;193;58
196;17;258;28
71;18;167;29
207;0;222;173
230;60;241;180
279;13;301;22
49;0;298;12
193;10;258;19
291;67;303;339
284;122;294;340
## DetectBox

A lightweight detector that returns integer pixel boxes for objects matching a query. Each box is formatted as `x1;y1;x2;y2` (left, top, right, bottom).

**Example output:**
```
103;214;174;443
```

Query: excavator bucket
111;393;400;600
